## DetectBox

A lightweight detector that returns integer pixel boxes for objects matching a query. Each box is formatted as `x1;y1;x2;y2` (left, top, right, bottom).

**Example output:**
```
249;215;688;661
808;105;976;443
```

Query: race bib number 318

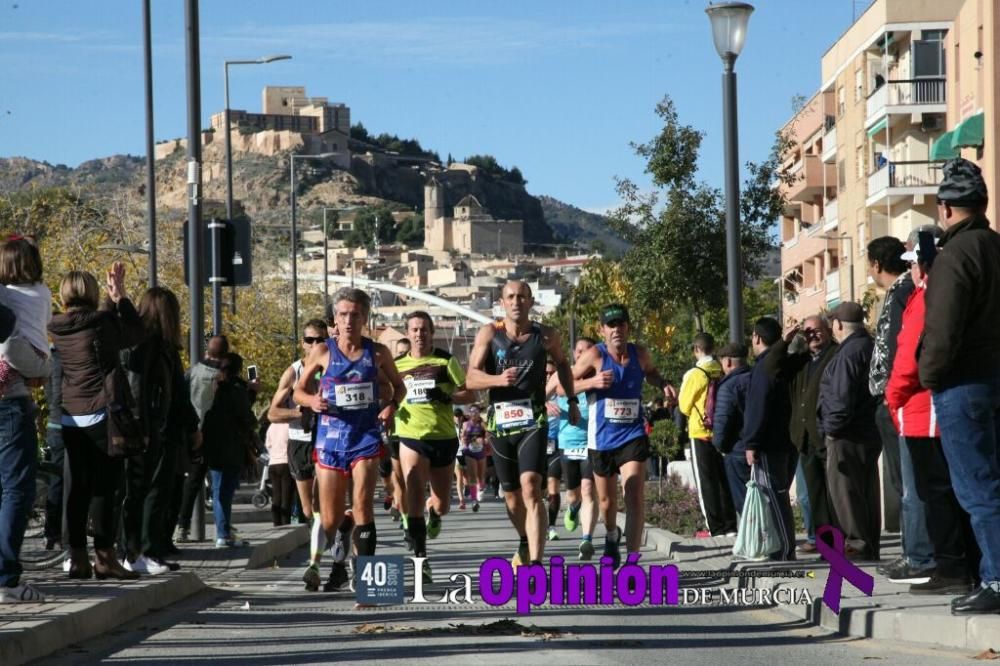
334;382;374;409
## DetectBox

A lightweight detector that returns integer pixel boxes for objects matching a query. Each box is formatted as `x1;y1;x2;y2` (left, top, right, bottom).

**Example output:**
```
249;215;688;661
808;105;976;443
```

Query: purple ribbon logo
815;525;874;613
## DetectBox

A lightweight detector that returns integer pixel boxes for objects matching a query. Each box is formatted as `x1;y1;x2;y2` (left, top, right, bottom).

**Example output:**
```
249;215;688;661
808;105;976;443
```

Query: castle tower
424;176;449;251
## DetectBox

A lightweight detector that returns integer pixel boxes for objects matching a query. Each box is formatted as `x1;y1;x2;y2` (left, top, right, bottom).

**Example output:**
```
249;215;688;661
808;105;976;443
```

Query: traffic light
183;217;253;287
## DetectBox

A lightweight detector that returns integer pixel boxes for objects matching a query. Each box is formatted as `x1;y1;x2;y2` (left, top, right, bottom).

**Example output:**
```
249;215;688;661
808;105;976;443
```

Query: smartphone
247;365;259;382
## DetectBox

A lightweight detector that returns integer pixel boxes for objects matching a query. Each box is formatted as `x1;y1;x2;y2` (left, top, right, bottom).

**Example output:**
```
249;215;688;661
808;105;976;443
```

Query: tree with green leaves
608;95;793;338
344;205;398;250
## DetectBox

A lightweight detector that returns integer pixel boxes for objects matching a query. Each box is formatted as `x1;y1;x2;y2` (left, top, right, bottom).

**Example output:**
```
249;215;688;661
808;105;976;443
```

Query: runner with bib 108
465;280;579;567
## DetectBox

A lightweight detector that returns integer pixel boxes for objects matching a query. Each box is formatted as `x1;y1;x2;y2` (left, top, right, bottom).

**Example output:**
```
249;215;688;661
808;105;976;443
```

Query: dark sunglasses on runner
302;336;325;344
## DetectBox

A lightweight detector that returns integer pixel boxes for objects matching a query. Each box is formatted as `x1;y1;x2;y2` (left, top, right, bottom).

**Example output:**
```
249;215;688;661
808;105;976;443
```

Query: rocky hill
0;142;627;254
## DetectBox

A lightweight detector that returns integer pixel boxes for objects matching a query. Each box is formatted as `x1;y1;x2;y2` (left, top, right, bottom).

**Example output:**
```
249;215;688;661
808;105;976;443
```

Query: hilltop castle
423;176;524;256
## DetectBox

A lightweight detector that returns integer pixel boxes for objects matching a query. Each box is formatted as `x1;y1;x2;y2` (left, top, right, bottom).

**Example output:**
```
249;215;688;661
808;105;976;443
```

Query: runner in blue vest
294;288;406;595
547;336;599;559
466;280;579;566
573;304;673;568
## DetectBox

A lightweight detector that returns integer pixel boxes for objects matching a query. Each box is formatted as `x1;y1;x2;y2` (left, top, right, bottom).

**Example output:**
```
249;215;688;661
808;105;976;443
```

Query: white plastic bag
732;465;781;561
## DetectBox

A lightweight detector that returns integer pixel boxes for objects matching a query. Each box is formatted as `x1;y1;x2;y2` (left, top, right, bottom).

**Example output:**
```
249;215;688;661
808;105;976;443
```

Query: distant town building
423;177;524;256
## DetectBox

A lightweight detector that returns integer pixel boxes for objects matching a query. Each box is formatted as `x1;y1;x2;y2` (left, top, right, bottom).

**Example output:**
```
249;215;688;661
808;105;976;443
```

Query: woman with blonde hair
48;263;145;580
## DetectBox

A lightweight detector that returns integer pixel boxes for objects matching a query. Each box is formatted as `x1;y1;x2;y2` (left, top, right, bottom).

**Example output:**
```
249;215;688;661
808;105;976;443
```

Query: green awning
931;130;960;160
951;111;984;148
867;117;888;137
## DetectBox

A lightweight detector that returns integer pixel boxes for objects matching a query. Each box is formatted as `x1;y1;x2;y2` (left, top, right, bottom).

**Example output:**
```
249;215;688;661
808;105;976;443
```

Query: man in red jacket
886;230;980;595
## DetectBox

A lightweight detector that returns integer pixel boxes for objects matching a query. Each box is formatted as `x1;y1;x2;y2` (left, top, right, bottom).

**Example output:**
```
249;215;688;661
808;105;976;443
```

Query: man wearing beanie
918;158;1000;615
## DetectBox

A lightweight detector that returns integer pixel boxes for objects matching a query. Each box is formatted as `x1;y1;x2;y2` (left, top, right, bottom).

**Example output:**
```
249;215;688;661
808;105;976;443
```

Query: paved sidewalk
0;521;307;666
644;525;1000;653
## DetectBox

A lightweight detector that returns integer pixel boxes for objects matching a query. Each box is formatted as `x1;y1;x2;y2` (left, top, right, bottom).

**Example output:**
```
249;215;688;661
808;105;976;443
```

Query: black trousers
758;447;797;561
269;463;294;526
826;436;882;559
691;438;737;535
799;432;835;530
44;427;67;544
905;436;981;580
178;460;208;532
64;421;124;550
123;439;177;559
875;404;902;532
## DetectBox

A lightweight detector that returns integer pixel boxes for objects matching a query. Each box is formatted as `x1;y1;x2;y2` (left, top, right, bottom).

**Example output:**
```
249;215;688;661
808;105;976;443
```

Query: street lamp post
142;0;157;288
706;2;754;342
222;54;291;334
290;152;336;361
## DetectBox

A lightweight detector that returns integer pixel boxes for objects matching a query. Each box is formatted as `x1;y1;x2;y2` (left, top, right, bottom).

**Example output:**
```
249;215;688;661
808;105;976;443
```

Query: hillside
538;196;629;256
0;146;624;255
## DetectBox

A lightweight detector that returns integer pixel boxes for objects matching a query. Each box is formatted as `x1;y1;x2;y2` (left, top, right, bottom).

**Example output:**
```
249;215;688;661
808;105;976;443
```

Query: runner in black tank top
466;280;579;567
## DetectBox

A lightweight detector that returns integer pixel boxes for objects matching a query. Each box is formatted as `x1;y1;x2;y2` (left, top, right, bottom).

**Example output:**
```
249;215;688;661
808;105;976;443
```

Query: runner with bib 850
293;288;406;595
466;280;579;566
573;304;673;568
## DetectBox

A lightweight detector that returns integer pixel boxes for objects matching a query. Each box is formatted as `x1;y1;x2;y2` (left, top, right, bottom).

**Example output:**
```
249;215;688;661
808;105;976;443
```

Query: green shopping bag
732;464;781;561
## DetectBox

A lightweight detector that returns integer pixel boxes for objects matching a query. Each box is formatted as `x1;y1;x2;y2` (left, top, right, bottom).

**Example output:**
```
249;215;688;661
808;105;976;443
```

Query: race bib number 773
606;398;640;424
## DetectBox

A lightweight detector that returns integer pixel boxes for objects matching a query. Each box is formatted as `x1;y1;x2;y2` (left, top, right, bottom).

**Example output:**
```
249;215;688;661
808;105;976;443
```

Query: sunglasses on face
302;336;325;344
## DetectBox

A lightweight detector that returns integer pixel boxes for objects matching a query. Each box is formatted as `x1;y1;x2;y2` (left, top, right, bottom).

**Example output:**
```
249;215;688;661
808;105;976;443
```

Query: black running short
589;437;651;478
399;437;460;469
490;426;548;492
455;453;466;468
378;454;392;479
386;436;401;460
288;438;315;481
561;456;594;489
546;451;563;480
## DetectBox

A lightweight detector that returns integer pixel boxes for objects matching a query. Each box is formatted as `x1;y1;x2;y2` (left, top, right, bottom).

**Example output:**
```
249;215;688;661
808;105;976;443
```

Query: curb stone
638;519;1000;653
0;524;309;666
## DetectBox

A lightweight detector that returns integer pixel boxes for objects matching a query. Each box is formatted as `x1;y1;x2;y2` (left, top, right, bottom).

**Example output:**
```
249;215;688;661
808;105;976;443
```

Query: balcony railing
826;270;840;300
823;198;839;226
866;78;946;119
867;161;943;198
822;125;837;162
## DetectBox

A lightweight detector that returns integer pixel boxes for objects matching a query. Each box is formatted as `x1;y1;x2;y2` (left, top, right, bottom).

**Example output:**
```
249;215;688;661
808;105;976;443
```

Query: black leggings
269;463;294;526
63;421;124;550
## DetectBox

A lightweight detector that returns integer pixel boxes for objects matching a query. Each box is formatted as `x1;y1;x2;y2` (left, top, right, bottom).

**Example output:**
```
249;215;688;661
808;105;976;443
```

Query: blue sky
0;1;861;212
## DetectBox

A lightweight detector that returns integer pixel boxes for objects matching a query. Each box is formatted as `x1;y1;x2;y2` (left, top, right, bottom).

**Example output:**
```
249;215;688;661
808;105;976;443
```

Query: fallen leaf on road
974;649;1000;660
240;602;250;610
351;619;566;640
354;624;386;634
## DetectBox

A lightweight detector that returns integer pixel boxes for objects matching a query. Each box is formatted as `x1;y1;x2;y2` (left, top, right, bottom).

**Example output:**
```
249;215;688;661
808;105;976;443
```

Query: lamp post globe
705;2;754;61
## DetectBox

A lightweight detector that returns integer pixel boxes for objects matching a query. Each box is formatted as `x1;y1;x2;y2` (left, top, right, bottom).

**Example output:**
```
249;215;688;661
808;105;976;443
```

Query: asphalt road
39;498;970;665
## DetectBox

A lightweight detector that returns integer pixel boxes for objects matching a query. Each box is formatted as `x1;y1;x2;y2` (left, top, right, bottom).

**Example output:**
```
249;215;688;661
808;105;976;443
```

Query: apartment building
779;0;967;323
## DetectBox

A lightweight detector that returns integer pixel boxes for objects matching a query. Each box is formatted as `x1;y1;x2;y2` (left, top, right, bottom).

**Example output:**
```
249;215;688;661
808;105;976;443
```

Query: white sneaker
62;558;72;573
0;582;45;603
125;556;170;576
331;529;347;563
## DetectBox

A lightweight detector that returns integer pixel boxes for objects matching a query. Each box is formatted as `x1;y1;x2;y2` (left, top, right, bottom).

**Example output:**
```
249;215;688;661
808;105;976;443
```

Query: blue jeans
0;398;38;587
898;433;934;569
933;380;1000;587
209;468;239;541
795;460;815;543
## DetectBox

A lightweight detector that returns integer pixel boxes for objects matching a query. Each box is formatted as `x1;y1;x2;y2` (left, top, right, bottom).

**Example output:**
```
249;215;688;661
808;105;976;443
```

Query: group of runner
269;280;677;594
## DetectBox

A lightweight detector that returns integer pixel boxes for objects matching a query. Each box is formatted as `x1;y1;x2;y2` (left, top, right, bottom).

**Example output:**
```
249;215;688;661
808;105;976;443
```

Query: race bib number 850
495;399;535;431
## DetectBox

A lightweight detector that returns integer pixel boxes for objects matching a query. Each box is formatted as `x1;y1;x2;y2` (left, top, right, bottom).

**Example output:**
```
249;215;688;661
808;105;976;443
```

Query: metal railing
866;78;946;118
867;161;943;197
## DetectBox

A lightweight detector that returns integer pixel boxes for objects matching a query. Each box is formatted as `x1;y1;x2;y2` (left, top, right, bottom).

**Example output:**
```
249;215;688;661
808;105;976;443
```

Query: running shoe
303;564;321;591
458;500;467;511
472;501;480;513
546;527;559;541
564;503;580;532
578;539;595;561
511;542;530;567
421;560;433;586
324;562;350;592
427;508;442;540
383;496;392;511
389;506;401;521
603;527;622;569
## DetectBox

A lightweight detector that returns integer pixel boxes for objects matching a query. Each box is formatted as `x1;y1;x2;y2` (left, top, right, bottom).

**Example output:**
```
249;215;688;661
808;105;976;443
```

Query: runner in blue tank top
294;288;406;599
572;304;676;568
546;336;600;560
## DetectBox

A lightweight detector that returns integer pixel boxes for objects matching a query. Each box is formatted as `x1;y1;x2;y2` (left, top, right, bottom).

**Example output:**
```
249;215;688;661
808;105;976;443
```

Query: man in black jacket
919;158;1000;615
787;315;838;555
742;318;796;561
711;343;752;515
819;302;880;560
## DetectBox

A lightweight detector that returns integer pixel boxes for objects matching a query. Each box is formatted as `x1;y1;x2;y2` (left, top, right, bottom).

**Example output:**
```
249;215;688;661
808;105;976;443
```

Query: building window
855;68;864;103
838;159;846;191
855;144;865;180
837;85;846;116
